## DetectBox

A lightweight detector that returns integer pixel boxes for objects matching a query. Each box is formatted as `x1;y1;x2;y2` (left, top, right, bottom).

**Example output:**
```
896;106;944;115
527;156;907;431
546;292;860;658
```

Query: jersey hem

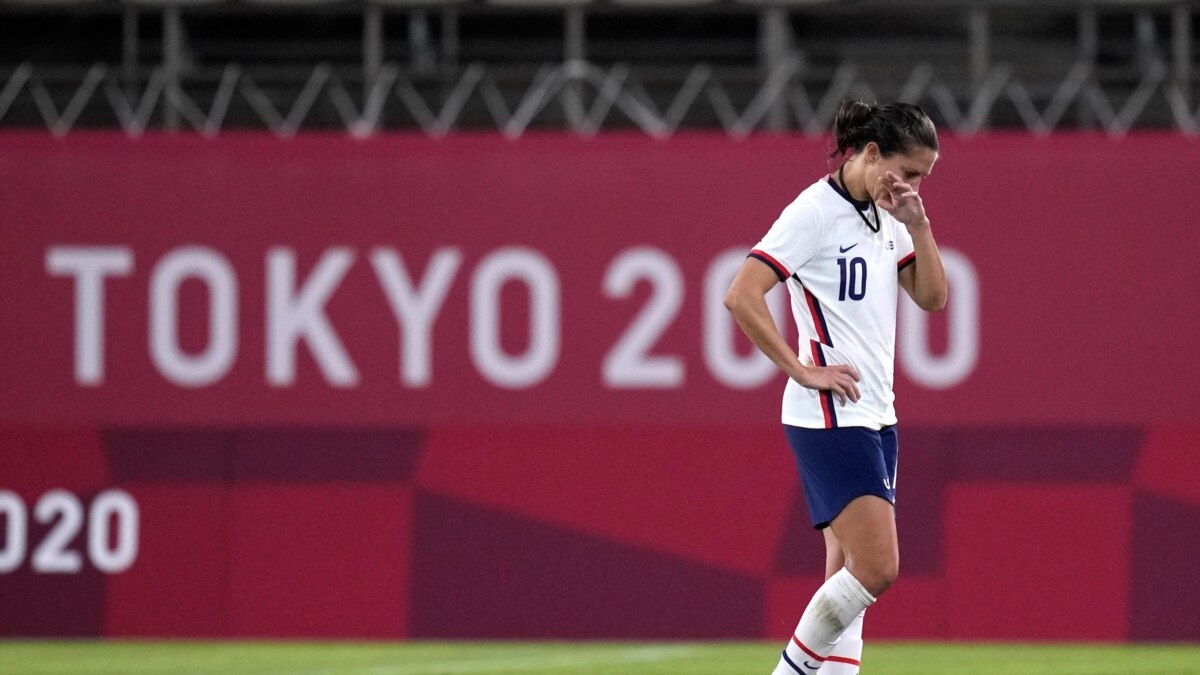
781;416;891;431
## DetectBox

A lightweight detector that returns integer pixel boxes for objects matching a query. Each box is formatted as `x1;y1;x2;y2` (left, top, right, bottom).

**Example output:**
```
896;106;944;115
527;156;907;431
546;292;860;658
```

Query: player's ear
863;142;880;163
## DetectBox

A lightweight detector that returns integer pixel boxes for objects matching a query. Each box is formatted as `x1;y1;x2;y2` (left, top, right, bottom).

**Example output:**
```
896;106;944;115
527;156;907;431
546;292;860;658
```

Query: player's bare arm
724;260;861;406
879;170;948;312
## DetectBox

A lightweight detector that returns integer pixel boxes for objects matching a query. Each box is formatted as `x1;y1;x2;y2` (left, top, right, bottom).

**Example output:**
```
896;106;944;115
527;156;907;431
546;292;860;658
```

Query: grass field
1;641;1198;675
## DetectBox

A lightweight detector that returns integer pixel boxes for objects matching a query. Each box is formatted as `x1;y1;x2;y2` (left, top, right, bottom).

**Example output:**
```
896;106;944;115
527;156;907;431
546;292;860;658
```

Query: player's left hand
876;171;929;231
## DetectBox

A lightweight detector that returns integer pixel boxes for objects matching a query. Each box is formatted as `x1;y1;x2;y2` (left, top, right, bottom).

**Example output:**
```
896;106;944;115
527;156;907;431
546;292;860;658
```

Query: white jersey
750;177;916;430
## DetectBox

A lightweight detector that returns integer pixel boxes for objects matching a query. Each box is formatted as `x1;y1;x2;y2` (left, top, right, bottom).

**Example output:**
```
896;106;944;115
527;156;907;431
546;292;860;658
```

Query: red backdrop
0;132;1198;640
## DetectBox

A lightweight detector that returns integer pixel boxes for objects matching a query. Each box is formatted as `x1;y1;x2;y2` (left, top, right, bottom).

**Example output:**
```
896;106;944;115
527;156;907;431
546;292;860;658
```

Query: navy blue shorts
785;425;898;530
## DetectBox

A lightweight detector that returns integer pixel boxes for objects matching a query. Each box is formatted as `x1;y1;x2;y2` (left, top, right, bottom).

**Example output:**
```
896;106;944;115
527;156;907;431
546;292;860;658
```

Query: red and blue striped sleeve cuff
897;251;917;271
749;249;789;282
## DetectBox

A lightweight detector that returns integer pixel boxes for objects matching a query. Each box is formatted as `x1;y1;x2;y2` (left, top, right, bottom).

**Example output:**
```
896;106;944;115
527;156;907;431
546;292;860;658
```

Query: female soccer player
724;99;947;675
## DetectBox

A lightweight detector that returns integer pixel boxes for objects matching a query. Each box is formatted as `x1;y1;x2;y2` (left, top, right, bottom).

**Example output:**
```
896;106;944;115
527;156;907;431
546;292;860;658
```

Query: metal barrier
1;56;1196;137
1;0;1197;136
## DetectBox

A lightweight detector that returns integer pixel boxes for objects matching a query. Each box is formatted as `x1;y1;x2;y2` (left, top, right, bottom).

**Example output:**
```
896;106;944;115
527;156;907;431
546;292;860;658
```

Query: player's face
867;145;938;200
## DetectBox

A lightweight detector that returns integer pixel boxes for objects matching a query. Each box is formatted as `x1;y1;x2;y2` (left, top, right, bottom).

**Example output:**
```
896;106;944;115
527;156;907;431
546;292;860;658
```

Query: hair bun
833;99;873;155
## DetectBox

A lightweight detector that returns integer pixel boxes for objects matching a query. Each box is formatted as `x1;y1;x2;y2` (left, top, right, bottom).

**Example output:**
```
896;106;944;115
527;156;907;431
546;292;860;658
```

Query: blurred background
2;0;1199;134
1;0;1199;658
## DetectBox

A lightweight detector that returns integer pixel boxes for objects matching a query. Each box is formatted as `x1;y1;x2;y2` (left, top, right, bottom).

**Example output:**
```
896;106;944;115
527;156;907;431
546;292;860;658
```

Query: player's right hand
795;365;861;406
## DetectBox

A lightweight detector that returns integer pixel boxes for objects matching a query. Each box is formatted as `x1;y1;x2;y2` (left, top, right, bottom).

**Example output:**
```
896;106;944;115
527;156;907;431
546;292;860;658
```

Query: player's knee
850;555;899;597
877;556;899;591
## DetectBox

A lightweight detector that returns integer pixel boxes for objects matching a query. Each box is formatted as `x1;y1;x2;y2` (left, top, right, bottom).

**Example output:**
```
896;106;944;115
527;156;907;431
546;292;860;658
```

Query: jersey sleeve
895;219;917;272
748;200;824;283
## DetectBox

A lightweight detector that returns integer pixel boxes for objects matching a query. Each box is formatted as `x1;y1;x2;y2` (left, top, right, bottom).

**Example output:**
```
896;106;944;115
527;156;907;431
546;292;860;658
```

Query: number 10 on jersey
837;257;867;301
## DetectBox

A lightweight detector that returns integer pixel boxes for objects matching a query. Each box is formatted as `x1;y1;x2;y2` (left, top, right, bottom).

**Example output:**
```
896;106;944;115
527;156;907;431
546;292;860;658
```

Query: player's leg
830;424;900;598
823;528;845;578
819;529;865;675
821;610;865;674
772;427;893;675
829;495;899;598
773;498;892;674
818;425;898;674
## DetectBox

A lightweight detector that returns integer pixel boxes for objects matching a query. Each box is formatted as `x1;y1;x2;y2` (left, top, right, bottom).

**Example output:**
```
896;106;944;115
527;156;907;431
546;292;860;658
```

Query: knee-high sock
819;610;865;674
771;568;875;675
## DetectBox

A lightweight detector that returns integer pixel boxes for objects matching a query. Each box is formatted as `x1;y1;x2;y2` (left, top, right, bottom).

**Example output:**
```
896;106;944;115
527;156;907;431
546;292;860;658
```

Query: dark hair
831;99;938;159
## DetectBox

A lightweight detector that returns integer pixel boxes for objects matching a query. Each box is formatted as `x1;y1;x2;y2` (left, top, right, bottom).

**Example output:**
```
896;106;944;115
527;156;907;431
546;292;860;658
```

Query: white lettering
31;490;84;574
266;248;359;387
704;249;788;388
470;247;560;389
370;248;462;388
899;248;980;389
0;490;141;576
45;246;134;386
0;491;27;573
149;246;238;387
87;490;139;574
602;247;685;388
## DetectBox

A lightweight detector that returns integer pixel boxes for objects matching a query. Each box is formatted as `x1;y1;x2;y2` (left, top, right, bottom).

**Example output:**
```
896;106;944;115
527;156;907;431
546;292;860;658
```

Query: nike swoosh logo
839;244;858;253
803;661;822;671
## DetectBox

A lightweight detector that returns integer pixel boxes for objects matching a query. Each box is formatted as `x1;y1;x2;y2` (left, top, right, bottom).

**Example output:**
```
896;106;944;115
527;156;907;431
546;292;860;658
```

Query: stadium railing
0;0;1196;136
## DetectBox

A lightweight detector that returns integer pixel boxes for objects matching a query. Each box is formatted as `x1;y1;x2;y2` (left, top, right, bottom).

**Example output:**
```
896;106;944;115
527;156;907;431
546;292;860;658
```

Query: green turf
0;641;1197;674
